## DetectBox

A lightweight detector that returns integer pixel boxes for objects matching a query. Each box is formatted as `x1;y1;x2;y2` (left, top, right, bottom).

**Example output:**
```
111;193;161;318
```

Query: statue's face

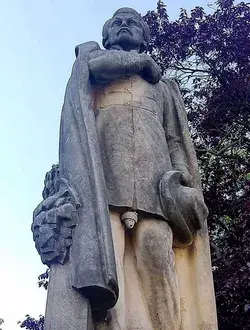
107;13;144;51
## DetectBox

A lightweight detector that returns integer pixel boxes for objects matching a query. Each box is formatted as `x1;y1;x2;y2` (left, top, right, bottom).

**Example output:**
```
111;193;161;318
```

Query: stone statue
32;7;217;330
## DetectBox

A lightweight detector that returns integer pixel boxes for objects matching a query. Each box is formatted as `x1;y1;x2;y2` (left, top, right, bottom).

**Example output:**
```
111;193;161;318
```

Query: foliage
144;1;250;329
18;315;44;330
18;270;48;330
0;318;4;330
38;269;50;291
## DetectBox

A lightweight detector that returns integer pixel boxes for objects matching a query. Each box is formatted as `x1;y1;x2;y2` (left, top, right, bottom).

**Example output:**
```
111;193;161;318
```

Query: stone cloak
59;41;118;311
161;79;218;329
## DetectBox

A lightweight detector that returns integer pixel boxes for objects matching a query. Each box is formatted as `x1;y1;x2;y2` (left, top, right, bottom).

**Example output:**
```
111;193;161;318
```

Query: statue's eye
112;20;121;27
128;19;138;27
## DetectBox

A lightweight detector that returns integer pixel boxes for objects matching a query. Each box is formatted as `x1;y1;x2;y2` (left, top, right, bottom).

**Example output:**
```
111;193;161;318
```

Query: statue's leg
98;211;153;330
123;230;154;330
131;218;181;330
108;211;126;329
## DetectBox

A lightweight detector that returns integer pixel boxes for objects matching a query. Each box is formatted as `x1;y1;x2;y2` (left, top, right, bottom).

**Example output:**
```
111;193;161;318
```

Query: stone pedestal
44;262;93;330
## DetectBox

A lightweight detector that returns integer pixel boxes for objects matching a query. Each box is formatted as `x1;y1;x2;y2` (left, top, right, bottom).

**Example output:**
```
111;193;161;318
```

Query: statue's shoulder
160;76;182;97
161;76;179;89
75;41;101;57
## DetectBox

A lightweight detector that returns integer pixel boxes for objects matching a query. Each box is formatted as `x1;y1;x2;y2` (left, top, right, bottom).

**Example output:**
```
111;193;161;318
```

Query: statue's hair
102;8;150;53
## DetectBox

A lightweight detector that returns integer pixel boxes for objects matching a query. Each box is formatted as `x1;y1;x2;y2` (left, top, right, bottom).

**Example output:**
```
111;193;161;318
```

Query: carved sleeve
88;50;161;85
162;79;191;185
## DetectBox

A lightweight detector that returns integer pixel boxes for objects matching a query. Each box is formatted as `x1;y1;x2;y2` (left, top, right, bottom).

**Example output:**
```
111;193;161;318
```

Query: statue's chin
111;34;140;51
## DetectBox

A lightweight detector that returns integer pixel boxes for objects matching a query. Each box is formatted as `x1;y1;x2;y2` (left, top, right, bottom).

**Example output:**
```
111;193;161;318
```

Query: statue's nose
121;20;128;27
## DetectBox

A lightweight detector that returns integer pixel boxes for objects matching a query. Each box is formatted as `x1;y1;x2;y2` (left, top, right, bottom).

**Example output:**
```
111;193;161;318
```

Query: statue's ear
75;45;80;57
103;39;111;50
139;41;148;53
102;18;112;49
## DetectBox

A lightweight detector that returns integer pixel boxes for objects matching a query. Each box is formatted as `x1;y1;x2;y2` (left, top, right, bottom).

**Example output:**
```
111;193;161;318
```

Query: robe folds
59;41;118;311
59;41;217;328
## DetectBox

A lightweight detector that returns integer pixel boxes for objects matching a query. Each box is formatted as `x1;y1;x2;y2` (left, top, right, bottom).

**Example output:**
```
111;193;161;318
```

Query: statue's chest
92;74;163;115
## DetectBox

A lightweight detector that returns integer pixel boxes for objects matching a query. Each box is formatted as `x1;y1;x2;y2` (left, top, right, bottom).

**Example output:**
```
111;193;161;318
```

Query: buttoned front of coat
92;74;188;219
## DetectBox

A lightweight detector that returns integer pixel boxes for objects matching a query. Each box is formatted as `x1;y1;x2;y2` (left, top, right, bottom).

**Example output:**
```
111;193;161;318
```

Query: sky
0;0;212;329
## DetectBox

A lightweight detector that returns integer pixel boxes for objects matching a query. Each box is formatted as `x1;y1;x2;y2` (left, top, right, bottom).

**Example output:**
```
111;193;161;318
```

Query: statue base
44;262;93;330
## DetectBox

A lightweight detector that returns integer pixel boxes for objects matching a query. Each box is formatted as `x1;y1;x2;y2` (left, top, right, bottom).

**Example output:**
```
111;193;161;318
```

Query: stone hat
159;170;208;247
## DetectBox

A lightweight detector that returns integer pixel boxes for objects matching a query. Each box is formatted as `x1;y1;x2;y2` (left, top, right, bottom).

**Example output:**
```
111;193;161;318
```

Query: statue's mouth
117;28;132;36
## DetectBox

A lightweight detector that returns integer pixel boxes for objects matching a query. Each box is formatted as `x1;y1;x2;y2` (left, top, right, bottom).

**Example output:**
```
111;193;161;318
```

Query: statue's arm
88;50;161;85
162;79;192;186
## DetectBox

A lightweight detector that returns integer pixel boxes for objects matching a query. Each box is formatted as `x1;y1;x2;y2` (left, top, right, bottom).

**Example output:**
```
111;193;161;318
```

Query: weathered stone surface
32;6;217;330
159;170;209;247
32;165;80;266
59;40;118;311
44;263;93;330
106;211;180;330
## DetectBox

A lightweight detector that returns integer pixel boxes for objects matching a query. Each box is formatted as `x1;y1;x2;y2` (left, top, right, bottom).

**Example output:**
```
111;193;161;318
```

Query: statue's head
102;8;150;53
